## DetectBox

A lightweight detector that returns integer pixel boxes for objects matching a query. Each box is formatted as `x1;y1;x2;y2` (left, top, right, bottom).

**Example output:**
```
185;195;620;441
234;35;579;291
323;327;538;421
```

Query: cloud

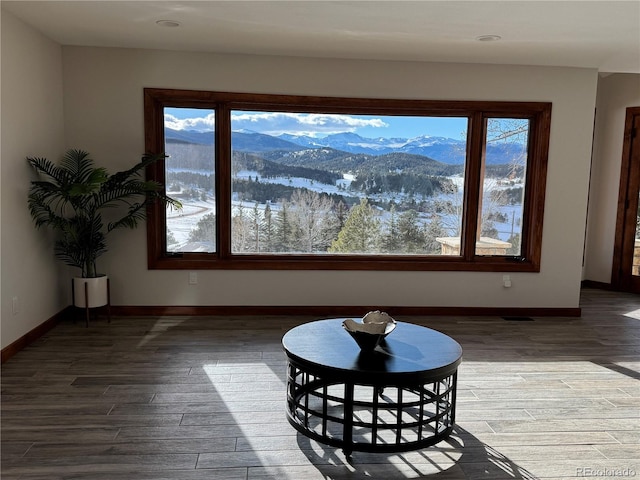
164;112;216;131
165;111;387;136
233;112;387;136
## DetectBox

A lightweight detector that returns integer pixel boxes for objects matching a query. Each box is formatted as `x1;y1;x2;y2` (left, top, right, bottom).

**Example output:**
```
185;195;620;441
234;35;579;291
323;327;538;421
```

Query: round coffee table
282;318;462;456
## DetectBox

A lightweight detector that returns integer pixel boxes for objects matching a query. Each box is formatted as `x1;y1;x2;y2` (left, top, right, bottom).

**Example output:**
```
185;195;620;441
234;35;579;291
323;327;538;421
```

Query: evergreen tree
481;219;499;239
167;229;178;249
188;212;216;249
274;203;295;252
381;204;402;253
398;209;425;253
423;216;449;254
334;201;349;230
320;200;349;250
262;203;275;252
329;198;381;253
248;202;264;252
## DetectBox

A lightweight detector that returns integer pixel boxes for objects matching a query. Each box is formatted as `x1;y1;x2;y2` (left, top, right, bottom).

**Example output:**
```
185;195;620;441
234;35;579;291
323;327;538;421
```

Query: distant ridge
165;128;525;165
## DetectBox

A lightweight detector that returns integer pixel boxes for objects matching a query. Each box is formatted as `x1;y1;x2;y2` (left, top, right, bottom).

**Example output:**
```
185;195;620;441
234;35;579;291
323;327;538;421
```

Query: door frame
612;106;640;292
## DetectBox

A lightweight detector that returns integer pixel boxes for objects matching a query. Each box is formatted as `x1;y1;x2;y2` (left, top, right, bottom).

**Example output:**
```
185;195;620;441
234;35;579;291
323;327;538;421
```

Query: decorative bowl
342;313;396;352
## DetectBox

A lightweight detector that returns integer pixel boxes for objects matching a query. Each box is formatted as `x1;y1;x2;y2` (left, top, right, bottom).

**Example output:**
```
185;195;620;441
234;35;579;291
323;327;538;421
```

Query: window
144;89;550;271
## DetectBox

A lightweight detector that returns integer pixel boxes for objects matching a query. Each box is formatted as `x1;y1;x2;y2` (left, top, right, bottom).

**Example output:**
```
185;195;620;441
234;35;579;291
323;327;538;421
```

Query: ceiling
3;1;640;73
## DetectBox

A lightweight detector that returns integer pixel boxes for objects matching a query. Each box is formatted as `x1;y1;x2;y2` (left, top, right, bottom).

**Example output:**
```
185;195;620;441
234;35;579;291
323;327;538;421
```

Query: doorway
612;107;640;292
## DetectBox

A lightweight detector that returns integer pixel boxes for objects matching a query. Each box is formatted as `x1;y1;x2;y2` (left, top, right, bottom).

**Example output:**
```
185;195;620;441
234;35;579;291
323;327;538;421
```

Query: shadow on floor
296;426;538;480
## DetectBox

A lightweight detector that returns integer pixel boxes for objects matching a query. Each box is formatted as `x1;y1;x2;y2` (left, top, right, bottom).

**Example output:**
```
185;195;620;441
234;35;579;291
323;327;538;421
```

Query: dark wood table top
282;319;462;384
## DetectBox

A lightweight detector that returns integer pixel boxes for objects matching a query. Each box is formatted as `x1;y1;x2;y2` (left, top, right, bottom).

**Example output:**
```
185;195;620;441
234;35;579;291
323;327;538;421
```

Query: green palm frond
27;149;181;277
28;182;72;219
27;156;68;184
53;215;107;277
68;168;108;196
103;153;164;188
27;199;68;230
108;202;147;231
60;149;94;182
95;181;158;207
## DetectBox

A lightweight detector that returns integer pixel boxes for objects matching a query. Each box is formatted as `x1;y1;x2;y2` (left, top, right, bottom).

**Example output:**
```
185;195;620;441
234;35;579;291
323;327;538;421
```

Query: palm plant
28;149;181;278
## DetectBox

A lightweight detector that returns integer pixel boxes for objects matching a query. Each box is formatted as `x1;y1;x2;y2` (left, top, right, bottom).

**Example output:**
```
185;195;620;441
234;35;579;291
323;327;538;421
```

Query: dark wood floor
2;288;639;479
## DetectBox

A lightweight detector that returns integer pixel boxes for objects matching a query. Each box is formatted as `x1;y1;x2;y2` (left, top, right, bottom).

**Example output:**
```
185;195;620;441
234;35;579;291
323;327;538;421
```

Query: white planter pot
73;276;109;308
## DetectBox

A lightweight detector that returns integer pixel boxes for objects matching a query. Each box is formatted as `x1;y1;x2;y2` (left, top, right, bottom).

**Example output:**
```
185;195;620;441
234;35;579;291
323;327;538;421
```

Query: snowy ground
166;172;523;252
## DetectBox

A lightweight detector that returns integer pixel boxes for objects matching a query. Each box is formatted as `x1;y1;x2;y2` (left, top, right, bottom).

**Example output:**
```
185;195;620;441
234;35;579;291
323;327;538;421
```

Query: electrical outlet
502;275;512;288
189;272;198;285
12;296;19;315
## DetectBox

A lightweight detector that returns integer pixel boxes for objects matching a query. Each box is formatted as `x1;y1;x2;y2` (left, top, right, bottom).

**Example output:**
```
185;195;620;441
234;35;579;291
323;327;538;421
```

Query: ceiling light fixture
476;35;502;42
156;20;181;28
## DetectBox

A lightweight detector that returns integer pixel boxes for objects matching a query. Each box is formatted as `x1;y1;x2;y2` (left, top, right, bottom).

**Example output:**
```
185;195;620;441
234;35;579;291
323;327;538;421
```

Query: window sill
149;254;540;272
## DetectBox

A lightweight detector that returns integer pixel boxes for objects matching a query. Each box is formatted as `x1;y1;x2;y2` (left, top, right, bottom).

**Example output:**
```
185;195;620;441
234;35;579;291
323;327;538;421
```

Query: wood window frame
144;88;551;272
612;106;640;291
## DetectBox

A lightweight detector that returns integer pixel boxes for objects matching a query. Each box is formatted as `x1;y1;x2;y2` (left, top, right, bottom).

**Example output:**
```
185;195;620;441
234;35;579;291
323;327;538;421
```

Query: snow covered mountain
165;128;524;165
278;132;471;163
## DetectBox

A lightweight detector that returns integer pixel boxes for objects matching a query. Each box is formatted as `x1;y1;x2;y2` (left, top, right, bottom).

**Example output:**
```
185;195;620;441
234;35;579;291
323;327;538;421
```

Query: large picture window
145;89;550;271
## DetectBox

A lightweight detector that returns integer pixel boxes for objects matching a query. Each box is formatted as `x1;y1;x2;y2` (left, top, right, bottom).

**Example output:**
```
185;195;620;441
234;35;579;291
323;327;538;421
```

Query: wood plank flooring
2;288;639;479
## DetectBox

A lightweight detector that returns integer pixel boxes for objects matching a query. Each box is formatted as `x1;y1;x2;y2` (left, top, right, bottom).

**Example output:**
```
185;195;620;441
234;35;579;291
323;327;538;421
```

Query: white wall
1;10;66;349
60;46;598;310
584;73;640;283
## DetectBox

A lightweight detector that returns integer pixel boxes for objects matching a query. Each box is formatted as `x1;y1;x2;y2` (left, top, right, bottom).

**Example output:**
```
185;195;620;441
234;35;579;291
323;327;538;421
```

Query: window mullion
144;91;168;267
461;112;485;260
217;104;232;259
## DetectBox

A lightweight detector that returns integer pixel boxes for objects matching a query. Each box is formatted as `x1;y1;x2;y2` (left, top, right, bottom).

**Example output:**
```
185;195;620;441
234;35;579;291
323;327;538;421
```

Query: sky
164;107;468;140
